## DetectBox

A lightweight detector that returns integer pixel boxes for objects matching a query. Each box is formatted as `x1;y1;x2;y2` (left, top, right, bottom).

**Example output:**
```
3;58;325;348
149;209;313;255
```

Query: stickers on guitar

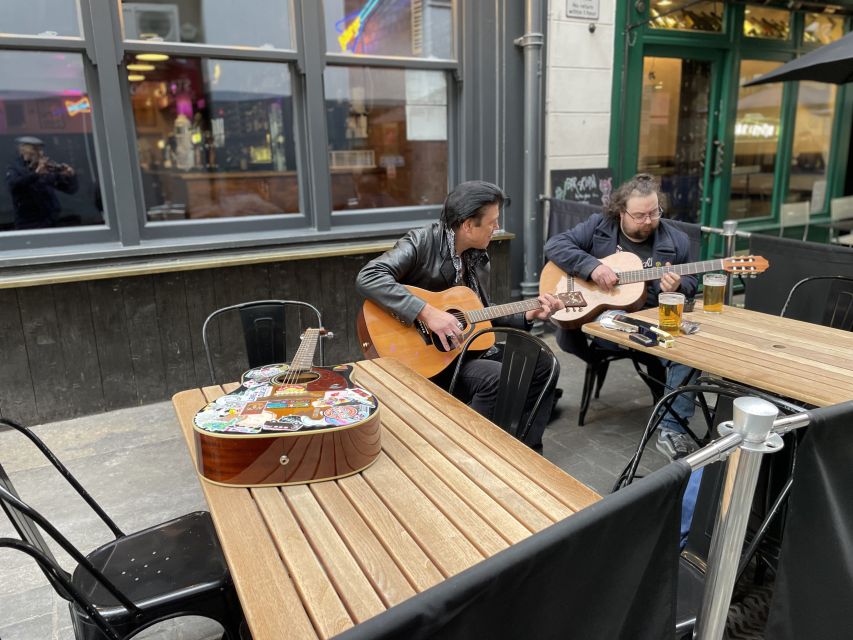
194;365;377;435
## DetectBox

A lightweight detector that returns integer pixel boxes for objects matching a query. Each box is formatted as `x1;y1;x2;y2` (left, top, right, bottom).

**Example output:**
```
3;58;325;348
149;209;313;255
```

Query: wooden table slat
380;429;511;556
310;481;418;607
363;359;600;516
361;454;486;576
281;485;387;624
336;473;445;589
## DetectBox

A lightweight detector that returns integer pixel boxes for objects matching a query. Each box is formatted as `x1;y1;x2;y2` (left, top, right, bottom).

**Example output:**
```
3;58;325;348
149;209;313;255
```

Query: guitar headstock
721;255;769;275
556;290;587;309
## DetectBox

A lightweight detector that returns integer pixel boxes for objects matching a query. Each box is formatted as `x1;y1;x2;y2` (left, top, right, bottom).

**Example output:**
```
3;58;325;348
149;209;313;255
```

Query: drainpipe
516;0;545;305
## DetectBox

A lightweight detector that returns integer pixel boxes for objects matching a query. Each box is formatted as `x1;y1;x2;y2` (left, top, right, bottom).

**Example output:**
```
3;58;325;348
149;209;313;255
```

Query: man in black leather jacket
356;181;564;450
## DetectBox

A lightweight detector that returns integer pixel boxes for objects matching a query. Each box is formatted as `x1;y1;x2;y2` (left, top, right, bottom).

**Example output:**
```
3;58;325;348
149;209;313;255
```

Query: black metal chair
448;327;558;443
780;275;853;331
202;299;325;384
0;417;244;640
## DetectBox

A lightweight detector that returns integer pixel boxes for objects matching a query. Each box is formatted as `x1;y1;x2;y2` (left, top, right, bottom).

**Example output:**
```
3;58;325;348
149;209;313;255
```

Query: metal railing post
693;396;783;640
722;220;738;305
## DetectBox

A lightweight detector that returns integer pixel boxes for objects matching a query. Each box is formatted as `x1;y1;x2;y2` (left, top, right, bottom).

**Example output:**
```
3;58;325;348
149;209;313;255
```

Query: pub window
803;13;845;46
649;0;724;32
2;0;82;38
120;0;294;50
787;81;837;212
124;55;299;221
0;50;104;232
324;66;449;211
743;5;790;40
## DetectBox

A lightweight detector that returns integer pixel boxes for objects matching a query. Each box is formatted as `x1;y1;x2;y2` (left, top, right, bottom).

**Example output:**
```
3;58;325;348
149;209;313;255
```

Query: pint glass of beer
658;292;685;335
702;273;726;313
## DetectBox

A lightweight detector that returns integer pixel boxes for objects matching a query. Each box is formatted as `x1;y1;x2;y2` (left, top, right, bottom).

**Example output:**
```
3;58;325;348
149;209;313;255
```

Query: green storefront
609;0;853;253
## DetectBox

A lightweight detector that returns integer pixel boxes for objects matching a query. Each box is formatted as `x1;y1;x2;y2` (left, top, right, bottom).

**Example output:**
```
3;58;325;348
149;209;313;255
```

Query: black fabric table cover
765;400;853;640
333;461;690;640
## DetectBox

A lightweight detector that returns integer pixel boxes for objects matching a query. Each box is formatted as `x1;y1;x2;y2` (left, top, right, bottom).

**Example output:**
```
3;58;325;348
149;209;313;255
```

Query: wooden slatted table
173;357;601;640
583;303;853;407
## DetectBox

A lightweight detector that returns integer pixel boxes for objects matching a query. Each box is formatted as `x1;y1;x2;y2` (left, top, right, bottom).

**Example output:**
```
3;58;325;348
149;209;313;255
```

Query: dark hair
440;181;509;229
604;173;660;221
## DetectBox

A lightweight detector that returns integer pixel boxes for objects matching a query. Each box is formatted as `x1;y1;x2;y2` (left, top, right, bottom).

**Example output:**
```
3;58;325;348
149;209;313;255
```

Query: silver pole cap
733;396;778;443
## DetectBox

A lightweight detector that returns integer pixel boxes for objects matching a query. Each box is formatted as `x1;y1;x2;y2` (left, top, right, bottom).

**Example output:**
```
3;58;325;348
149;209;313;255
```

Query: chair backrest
780;275;853;331
665;218;704;263
830;195;853;222
544;197;602;240
202;299;324;384
779;201;810;241
448;327;558;441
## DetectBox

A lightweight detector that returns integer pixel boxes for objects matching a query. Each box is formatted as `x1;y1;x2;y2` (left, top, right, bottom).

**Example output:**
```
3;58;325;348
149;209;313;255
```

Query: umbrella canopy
743;30;853;86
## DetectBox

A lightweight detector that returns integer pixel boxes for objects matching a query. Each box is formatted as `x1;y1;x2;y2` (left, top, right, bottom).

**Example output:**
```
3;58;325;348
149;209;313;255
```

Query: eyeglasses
623;206;663;222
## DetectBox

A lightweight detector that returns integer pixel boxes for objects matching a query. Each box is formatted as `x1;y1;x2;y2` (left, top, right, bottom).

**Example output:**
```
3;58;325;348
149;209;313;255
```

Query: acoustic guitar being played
357;286;587;378
540;252;769;329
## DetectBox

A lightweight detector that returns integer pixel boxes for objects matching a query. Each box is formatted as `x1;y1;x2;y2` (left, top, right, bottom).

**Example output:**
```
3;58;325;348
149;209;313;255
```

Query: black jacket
356;222;527;328
544;213;698;307
6;156;79;229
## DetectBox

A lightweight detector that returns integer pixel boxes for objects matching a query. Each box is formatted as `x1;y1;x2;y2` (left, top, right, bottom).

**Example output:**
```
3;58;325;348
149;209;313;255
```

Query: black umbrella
743;29;853;86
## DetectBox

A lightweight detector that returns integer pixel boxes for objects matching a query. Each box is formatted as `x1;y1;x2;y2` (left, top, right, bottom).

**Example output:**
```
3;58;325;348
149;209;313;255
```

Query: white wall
545;0;617;189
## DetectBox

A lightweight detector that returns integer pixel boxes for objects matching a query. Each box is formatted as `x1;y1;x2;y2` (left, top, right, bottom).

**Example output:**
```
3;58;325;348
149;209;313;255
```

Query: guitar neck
290;329;321;371
464;298;541;324
617;259;724;284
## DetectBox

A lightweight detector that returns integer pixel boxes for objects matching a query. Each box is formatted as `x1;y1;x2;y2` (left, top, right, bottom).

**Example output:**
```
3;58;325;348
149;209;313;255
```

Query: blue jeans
658;362;698;434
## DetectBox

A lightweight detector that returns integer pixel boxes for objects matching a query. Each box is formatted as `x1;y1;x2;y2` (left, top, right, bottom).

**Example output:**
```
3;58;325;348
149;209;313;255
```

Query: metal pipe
693;397;780;640
722;220;738;305
516;0;545;302
700;225;751;239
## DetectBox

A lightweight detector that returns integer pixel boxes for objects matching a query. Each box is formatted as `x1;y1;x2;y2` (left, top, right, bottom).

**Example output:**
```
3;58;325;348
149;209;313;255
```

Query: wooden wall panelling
153;272;196;398
87;279;138;412
183;268;219;387
0;288;38;423
17;286;74;423
120;276;167;405
53;281;104;419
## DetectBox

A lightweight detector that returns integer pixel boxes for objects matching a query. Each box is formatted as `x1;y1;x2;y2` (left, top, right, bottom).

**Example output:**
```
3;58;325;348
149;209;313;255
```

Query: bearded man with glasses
544;173;700;461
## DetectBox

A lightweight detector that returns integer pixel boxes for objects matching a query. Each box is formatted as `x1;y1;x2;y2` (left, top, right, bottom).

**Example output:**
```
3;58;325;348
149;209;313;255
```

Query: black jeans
431;345;559;449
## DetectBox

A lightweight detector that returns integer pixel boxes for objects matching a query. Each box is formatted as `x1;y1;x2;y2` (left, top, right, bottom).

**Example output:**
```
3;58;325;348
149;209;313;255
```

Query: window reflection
729;60;783;220
2;0;80;37
803;13;844;46
649;0;723;32
743;6;790;40
325;66;448;211
637;57;710;223
0;51;103;231
788;81;836;212
125;56;298;221
121;0;293;49
324;0;453;59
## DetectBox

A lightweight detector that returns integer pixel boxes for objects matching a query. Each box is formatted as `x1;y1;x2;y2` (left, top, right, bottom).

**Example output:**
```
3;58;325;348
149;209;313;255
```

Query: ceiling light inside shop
657;0;672;6
128;74;146;82
127;63;155;71
136;53;170;62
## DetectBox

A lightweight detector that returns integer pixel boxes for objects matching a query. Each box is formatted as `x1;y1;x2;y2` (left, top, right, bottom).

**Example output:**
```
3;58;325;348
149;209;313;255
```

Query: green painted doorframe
609;1;853;246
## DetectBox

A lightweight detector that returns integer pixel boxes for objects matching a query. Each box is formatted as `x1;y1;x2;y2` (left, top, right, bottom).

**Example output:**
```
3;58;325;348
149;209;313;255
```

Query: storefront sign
566;0;599;20
551;168;613;206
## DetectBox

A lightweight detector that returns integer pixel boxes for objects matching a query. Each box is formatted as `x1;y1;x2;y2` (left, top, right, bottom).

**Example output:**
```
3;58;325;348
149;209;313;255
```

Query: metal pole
722;220;738;305
516;0;545;305
693;397;782;640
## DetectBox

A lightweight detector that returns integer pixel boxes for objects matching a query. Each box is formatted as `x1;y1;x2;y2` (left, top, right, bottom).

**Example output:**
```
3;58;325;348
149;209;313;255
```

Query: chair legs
593;361;610;399
578;362;597;426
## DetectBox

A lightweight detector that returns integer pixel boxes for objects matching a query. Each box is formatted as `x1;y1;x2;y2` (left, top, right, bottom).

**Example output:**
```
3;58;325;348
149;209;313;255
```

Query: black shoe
655;430;699;461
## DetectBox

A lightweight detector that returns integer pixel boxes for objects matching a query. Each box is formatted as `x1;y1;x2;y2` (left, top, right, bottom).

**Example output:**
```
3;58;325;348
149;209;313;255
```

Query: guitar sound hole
271;370;321;385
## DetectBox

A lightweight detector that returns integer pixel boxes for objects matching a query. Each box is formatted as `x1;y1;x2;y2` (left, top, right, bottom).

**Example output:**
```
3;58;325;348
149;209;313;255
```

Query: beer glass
658;292;685;335
702;273;726;313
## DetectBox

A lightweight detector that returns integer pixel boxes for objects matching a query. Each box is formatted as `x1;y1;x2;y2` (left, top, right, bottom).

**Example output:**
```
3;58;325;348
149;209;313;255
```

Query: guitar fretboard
290;328;321;372
465;299;542;324
616;259;724;285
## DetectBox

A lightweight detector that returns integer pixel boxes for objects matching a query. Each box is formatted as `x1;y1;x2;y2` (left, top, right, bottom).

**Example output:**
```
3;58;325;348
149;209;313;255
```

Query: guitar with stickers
192;328;381;487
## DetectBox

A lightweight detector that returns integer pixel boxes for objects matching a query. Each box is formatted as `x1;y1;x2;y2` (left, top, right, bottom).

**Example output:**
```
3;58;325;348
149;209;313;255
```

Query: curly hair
440;181;510;230
604;173;661;221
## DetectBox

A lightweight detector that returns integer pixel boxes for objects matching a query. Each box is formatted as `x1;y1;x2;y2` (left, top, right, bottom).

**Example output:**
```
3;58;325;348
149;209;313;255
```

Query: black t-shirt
617;229;657;308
